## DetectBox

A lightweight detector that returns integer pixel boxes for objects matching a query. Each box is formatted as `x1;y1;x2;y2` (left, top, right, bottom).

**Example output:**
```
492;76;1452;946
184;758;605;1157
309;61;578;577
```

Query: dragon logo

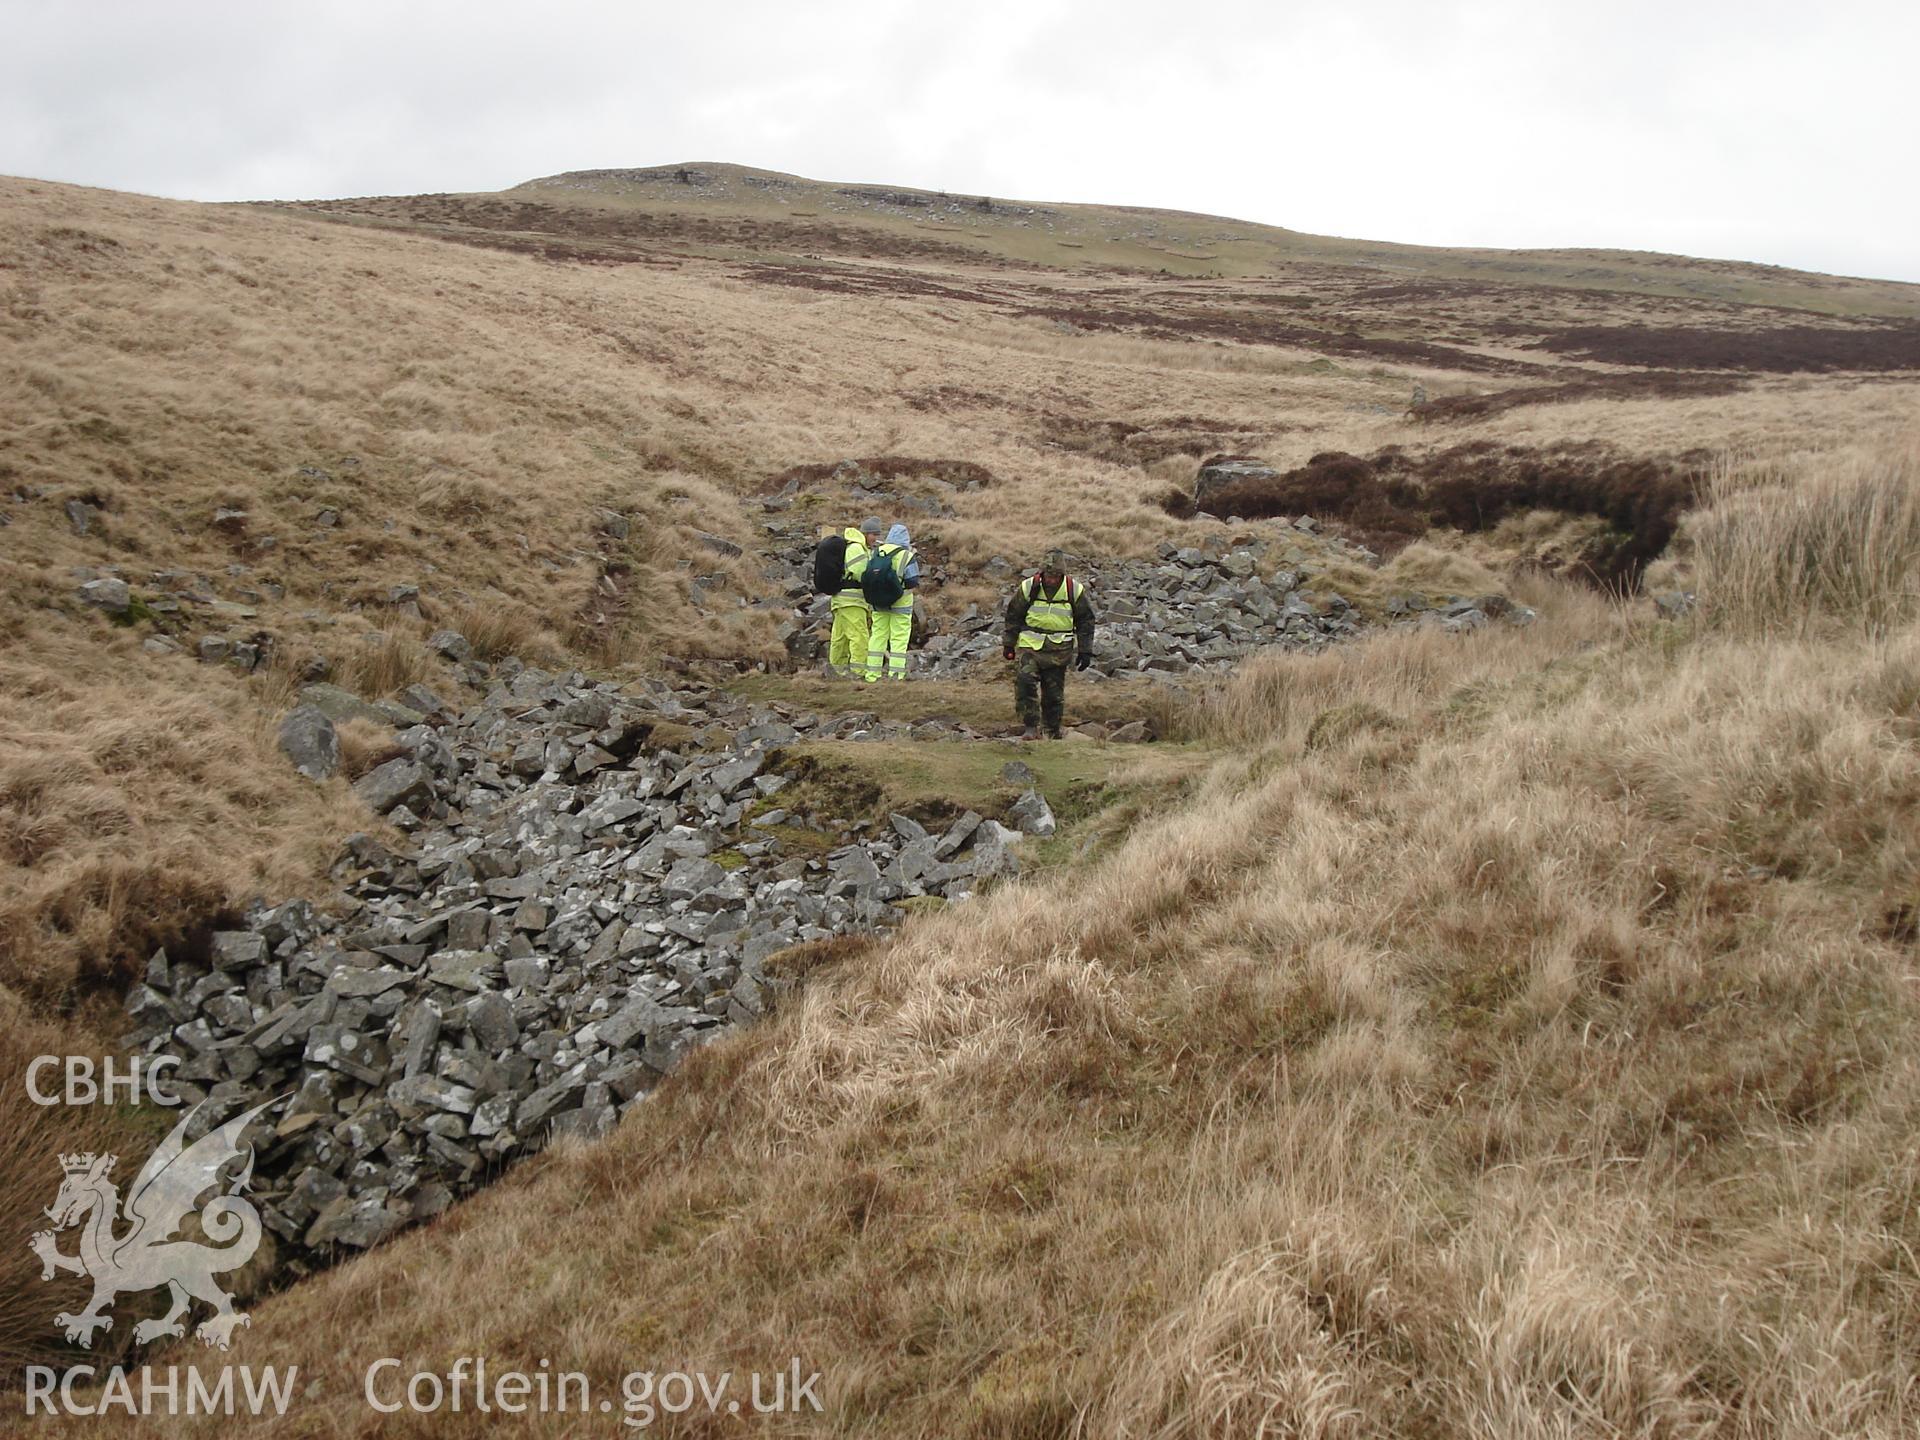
29;1099;274;1351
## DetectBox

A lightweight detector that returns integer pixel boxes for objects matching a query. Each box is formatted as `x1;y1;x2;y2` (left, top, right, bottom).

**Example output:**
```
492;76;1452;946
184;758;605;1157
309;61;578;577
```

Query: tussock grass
74;448;1920;1438
442;598;553;664
337;629;432;698
1304;535;1519;618
1173;572;1620;747
0;623;367;1007
9;172;1920;1430
1692;437;1920;636
335;717;404;781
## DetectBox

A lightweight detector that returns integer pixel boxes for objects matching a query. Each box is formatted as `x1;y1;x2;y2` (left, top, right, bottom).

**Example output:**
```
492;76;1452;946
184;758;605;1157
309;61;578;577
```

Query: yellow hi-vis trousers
828;597;873;678
867;608;912;681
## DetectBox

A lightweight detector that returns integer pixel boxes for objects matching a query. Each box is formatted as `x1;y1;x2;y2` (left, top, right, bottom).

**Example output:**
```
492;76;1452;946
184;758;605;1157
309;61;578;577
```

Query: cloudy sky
4;0;1915;283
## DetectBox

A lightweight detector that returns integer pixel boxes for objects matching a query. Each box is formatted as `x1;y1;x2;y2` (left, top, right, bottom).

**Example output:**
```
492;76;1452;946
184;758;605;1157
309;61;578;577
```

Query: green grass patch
731;672;1167;734
775;737;1153;824
768;736;1206;880
638;720;703;754
109;593;174;631
758;822;840;856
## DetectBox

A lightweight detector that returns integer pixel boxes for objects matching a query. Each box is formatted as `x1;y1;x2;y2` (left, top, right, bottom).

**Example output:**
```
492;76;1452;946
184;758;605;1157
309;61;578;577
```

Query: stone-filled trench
118;528;1537;1296
126;665;1034;1278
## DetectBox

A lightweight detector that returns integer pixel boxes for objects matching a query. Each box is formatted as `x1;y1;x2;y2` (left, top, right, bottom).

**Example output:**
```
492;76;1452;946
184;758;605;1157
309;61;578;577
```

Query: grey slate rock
355;759;433;814
80;577;130;611
210;931;267;971
935;811;984;858
278;705;341;781
121;656;1164;1280
326;965;411;999
1007;789;1057;837
300;682;395;727
389;1074;478;1115
465;992;520;1052
664;856;727;900
427;630;472;660
968;825;1020;881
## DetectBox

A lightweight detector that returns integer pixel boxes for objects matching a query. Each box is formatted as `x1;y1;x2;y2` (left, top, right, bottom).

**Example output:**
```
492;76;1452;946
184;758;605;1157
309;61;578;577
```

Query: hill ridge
492;159;1920;311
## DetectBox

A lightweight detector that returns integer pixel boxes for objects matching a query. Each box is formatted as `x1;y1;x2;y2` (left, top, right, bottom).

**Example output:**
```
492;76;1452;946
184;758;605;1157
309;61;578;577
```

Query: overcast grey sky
4;0;1916;283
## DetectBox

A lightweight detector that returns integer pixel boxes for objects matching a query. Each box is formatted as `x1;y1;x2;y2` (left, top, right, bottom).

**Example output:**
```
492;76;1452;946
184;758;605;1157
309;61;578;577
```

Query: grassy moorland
321;161;1920;317
5;168;1920;1434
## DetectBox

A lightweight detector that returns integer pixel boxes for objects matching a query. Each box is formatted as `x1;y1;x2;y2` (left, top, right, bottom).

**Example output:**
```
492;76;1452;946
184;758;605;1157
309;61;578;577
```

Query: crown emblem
58;1152;112;1175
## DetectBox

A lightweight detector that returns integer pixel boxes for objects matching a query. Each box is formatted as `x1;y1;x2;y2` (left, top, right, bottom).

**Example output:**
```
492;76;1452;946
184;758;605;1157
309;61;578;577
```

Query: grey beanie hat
860;515;885;534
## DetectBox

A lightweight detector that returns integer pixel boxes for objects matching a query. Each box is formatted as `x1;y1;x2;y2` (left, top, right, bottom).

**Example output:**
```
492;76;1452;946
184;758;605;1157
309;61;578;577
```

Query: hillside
285;161;1920;319
5;168;1920;1435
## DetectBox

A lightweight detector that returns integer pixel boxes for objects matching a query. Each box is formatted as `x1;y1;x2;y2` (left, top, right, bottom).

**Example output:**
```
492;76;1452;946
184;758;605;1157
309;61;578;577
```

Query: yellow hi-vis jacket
1015;575;1078;649
832;527;872;608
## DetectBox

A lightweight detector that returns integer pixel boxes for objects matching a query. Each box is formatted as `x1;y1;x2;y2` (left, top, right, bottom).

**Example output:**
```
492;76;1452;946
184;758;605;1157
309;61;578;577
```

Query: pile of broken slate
121;661;1044;1271
772;528;1377;680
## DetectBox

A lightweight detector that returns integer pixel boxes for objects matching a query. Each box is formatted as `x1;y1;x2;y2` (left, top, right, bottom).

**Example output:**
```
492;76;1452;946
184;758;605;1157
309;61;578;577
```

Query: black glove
1075;652;1092;671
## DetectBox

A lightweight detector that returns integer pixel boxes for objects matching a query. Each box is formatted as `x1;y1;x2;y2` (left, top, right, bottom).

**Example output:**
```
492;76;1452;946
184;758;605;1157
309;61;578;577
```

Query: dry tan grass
40;445;1919;1438
1689;436;1920;636
508;162;1920;317
1477;375;1920;458
334;716;404;781
1174;572;1622;747
0;171;1512;1019
9;174;1920;1430
0;1007;167;1379
441;597;554;664
0;616;368;1006
336;628;433;698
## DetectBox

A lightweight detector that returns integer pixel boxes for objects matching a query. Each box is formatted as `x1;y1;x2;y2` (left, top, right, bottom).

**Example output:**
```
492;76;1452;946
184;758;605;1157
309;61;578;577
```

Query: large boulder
79;577;131;612
967;824;1021;881
300;683;393;727
354;758;433;814
426;630;472;661
278;705;340;781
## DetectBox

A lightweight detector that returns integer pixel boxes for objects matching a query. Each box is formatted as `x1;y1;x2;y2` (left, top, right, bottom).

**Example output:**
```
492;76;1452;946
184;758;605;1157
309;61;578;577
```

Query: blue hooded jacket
884;523;920;590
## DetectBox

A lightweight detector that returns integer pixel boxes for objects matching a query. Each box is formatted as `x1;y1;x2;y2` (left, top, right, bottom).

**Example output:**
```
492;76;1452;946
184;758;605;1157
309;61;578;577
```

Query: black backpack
861;545;907;609
812;534;850;595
